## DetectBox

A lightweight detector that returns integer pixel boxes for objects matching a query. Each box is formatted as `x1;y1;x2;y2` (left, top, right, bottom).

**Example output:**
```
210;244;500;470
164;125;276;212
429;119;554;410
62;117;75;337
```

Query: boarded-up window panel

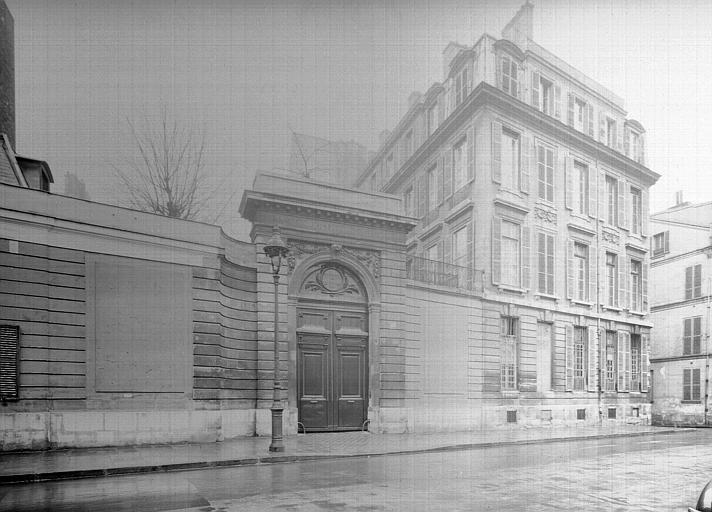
91;256;192;394
0;325;20;400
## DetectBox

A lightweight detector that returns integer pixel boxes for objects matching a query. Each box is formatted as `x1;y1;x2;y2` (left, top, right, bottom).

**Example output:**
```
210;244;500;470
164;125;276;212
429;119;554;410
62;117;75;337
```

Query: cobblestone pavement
0;430;708;511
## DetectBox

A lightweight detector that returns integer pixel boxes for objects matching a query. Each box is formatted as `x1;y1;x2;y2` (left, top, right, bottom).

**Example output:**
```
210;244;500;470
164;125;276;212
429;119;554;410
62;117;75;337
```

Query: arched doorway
296;262;369;432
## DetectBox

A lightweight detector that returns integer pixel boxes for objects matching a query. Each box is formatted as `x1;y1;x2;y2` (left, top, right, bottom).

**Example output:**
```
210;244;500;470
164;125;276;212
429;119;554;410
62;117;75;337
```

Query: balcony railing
406;255;482;293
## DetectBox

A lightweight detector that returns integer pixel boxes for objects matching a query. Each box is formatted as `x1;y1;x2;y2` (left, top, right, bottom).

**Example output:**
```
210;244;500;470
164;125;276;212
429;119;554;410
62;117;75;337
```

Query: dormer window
501;55;519;98
629;131;640;161
624;120;645;165
532;72;554;115
606;117;616;147
455;67;469;106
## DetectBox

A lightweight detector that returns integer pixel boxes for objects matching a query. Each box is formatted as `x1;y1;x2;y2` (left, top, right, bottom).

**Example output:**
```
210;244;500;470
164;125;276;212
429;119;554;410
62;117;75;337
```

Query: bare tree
113;111;211;221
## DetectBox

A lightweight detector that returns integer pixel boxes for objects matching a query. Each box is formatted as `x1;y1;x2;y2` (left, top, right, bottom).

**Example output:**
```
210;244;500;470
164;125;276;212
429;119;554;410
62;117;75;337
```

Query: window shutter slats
587;104;594;137
618;253;627;309
588;327;598;392
565;324;574;391
684;318;692;355
468;126;475;181
641;189;650;237
564;157;573;210
566;239;574;299
492;218;502;285
554;84;561;119
0;325;20;401
491;122;502;184
522;225;530;290
617;331;626;392
664;231;670;253
598;112;606;142
624;257;631;309
588;166;597;218
567;93;574;126
694;264;702;298
617;179;627;229
642;258;649;313
588;244;596;302
520;136;530;194
532;71;540;110
686;266;693;300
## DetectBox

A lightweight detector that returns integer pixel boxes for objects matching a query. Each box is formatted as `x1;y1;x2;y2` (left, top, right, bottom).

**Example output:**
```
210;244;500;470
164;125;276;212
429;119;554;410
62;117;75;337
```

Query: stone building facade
649;199;712;426
353;2;659;426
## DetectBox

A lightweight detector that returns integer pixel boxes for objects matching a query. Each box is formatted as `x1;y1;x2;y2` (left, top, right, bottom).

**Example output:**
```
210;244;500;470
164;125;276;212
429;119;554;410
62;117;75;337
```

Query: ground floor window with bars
0;325;21;401
604;331;616;392
630;334;641;392
573;327;586;391
683;368;701;402
501;316;518;391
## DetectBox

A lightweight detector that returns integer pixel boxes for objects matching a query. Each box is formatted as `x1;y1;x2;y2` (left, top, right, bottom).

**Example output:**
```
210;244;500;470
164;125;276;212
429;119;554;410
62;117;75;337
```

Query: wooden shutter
624;257;631;308
443;148;453;198
567;93;575;126
492;121;502;183
617;331;626;392
564;156;573;210
694;264;702;298
443;229;452;265
468;126;475;181
664;231;670;253
683;369;691;401
492;218;502;285
588;244;596;302
554;84;561;119
522;225;530;290
532;71;540;110
588;166;597;218
617;179;627;229
587;104;594;137
588;327;598;392
684;319;692;355
641;189;650;236
0;325;20;401
520;136;530;194
618;253;627;309
598;111;606;142
686;266;693;299
641;332;650;392
565;324;574;391
642;258;649;312
566;239;574;299
599;328;608;390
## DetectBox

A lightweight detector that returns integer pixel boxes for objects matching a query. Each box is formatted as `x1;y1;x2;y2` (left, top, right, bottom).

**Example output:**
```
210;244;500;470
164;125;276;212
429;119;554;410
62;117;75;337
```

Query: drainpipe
595;164;602;425
705;277;711;426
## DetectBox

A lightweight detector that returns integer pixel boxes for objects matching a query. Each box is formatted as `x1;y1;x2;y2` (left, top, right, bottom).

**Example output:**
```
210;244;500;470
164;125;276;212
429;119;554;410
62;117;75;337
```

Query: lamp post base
268;406;285;452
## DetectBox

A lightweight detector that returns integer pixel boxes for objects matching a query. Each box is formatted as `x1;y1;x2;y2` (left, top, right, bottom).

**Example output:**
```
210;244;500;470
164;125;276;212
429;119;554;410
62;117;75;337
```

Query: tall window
630;259;642;311
604;331;616;392
501;129;520;191
606;176;618;225
425;243;439;262
455;67;469;106
573;326;586;391
606;117;616;147
630;187;642;235
606;253;618;307
501;317;518;390
501;220;521;287
630;334;641;392
684;317;703;355
452;224;469;268
537;232;555;295
574;161;589;215
453;137;468;191
574;98;586;132
540;76;553;115
537;144;554;202
404;186;414;216
501;55;518;97
683;368;701;402
427;164;439;211
652;231;669;257
685;264;702;300
427;103;439;136
574;242;589;301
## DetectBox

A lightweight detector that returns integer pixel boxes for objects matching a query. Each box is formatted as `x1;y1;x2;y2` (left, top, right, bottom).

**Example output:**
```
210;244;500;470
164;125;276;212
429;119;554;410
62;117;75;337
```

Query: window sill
501;390;519;397
535;293;558;301
628;310;647;317
571;299;593;307
681;400;702;405
498;284;526;294
602;305;621;312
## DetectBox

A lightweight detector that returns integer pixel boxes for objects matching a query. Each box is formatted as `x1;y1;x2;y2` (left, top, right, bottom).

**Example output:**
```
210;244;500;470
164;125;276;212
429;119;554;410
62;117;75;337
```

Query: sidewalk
0;424;691;484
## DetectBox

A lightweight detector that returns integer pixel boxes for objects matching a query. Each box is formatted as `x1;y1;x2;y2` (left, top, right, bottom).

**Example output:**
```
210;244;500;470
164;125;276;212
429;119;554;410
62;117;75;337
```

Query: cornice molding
567;222;596;237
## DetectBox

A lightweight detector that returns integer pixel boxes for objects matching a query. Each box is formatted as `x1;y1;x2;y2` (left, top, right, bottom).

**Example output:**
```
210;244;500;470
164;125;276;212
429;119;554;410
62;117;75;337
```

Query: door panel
297;308;368;432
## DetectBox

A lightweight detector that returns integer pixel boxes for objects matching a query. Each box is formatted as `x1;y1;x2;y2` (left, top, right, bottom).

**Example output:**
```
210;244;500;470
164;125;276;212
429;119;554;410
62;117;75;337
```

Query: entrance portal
296;263;368;432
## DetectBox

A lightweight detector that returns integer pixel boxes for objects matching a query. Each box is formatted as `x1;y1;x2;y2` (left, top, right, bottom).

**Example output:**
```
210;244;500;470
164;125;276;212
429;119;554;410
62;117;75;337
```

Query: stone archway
293;261;370;431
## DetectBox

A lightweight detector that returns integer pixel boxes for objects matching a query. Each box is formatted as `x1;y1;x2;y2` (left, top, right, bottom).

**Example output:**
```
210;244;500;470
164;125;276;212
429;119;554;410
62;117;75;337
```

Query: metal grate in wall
0;325;20;401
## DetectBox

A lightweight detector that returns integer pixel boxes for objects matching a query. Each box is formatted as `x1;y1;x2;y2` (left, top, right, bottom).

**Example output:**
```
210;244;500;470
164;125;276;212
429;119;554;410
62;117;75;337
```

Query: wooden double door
297;307;368;432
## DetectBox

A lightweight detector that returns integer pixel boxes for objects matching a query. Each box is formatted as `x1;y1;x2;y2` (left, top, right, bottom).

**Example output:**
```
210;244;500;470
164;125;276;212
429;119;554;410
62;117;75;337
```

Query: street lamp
263;226;289;452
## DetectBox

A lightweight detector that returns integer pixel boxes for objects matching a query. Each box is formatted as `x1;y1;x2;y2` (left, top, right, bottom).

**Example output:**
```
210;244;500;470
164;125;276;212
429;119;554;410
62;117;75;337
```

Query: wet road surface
0;429;708;511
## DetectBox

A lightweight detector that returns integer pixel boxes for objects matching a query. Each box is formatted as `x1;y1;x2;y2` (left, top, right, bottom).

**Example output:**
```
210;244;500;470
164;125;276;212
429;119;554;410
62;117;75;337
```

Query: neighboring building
64;172;91;201
287;132;370;187
650;195;712;426
353;1;659;427
0;0;14;149
0;133;53;191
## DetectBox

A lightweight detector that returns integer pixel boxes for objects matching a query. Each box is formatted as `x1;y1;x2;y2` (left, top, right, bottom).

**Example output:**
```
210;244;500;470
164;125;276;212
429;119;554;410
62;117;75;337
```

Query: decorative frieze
601;228;620;245
534;205;557;224
286;240;380;280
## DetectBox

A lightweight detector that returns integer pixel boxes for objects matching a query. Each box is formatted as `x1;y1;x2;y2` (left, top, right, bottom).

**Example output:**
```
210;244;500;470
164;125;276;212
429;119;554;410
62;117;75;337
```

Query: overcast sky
6;0;712;240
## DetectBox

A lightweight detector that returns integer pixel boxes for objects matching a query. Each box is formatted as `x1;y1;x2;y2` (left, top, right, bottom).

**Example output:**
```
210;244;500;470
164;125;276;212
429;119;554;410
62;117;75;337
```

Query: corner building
354;2;659;428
